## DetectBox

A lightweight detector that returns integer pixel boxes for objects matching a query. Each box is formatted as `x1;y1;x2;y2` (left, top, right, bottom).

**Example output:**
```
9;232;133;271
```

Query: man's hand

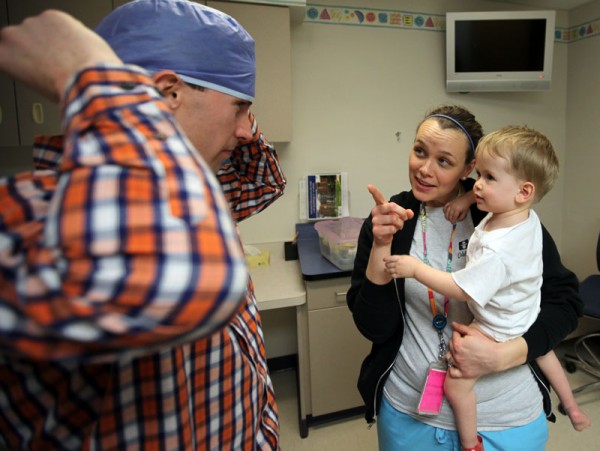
367;184;414;246
0;10;121;102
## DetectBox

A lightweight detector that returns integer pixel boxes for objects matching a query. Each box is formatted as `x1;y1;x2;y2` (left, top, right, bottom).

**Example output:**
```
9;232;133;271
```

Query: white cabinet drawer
306;277;351;311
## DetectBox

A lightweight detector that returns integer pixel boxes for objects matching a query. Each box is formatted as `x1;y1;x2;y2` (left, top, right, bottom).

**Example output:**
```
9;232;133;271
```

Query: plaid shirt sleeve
0;64;248;362
217;111;286;222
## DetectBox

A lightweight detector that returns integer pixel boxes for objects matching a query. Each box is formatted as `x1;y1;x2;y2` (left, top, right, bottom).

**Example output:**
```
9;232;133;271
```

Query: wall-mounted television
446;11;556;93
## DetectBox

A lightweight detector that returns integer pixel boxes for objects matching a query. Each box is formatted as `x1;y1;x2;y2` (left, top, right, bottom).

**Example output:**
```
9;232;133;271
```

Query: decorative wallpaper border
556;17;600;43
305;3;600;43
305;4;445;32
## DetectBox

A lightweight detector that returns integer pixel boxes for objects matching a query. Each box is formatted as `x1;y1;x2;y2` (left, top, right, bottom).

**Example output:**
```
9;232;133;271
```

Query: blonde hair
476;125;559;202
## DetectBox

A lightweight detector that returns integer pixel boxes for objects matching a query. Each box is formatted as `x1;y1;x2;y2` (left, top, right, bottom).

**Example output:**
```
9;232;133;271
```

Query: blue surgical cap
95;0;256;101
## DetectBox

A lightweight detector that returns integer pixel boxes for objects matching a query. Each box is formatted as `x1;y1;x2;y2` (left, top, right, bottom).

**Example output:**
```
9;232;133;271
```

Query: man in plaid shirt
0;1;285;449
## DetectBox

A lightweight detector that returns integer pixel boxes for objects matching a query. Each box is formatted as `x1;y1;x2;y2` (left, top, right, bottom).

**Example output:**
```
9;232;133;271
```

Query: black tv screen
446;11;555;92
455;19;547;73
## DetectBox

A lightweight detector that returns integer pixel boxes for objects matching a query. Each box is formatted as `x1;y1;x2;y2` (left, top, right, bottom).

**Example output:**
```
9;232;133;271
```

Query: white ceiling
487;0;593;10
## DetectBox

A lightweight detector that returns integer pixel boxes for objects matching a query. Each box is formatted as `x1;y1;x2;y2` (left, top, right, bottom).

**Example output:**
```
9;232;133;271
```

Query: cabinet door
0;0;19;146
307;304;371;416
207;1;292;142
7;0;112;146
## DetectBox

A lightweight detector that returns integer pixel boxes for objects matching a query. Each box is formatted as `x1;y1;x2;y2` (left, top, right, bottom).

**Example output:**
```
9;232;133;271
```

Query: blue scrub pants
377;396;548;451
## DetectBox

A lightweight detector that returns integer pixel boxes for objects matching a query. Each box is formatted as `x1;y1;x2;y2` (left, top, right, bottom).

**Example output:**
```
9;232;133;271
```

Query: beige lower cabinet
305;277;371;418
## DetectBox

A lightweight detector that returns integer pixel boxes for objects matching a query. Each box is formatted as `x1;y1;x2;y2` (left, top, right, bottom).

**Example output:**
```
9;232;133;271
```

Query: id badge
417;361;447;416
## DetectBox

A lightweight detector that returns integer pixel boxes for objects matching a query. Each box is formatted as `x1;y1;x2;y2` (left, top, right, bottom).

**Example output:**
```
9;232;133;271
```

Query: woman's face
409;119;475;207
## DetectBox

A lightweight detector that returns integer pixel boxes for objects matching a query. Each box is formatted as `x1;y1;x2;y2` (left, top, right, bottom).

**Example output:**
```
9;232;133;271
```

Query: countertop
247;241;306;310
247;221;355;309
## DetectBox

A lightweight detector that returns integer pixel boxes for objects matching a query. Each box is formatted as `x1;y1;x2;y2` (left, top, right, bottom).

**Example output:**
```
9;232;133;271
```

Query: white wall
239;0;571;251
563;0;600;278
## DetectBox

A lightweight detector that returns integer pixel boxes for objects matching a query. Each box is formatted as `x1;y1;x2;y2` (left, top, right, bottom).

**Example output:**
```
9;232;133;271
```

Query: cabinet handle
32;103;44;124
334;291;348;304
0;105;2;125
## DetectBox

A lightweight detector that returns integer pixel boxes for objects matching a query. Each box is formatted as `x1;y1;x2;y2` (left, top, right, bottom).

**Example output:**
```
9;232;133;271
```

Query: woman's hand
368;184;414;246
365;185;414;285
446;322;500;378
446;322;528;378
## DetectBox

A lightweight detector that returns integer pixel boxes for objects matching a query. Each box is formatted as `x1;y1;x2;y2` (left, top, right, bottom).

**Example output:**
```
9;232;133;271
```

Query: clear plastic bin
314;217;364;271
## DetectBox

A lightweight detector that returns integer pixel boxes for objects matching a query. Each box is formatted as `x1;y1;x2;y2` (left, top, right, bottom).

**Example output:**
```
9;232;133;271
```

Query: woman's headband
428;113;475;154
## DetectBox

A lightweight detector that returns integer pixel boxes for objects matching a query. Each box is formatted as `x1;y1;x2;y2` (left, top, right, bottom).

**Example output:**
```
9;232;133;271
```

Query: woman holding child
346;105;582;450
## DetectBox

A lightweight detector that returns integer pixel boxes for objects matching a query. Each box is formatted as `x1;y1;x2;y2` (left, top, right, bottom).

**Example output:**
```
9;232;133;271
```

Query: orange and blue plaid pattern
0;65;248;361
0;66;285;449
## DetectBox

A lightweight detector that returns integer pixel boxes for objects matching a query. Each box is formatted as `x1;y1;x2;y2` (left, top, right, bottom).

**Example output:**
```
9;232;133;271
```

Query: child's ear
516;181;535;204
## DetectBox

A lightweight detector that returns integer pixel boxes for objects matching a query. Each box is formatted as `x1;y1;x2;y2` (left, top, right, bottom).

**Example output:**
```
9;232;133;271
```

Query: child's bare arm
444;190;476;223
384;255;471;301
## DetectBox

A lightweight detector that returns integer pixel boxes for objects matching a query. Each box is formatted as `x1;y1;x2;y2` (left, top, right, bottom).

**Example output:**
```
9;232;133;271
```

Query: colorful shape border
305;5;445;31
306;4;600;44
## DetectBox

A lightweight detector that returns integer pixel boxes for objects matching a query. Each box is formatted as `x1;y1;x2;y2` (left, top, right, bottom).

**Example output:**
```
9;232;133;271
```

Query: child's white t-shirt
451;210;543;342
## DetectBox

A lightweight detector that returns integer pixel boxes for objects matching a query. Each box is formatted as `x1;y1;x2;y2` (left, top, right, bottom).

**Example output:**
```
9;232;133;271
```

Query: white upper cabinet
207;1;293;142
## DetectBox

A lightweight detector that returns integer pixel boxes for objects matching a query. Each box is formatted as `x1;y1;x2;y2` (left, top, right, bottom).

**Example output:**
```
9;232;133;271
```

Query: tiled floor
272;339;600;450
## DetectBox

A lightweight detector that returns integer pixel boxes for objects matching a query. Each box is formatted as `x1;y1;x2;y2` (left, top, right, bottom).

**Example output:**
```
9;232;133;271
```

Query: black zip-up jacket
347;179;583;424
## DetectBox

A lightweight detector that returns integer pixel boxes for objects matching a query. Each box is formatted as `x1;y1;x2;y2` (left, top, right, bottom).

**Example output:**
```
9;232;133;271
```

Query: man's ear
516;181;535;204
152;70;183;109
